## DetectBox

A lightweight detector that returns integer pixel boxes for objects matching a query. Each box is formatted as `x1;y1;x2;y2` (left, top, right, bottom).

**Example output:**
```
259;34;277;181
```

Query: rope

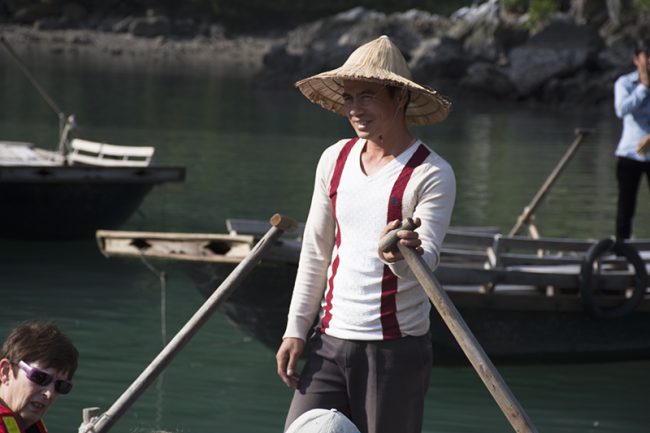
78;259;169;433
0;35;66;121
137;255;167;431
137;255;167;345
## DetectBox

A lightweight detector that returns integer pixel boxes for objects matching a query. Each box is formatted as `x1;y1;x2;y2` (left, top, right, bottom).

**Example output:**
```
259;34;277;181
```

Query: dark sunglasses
18;361;73;394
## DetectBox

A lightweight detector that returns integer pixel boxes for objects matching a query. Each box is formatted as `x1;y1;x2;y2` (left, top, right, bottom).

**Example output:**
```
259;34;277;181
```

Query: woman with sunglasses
0;321;78;433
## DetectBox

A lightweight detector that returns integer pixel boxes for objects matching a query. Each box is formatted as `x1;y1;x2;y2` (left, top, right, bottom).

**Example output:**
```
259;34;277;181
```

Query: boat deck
0;141;62;166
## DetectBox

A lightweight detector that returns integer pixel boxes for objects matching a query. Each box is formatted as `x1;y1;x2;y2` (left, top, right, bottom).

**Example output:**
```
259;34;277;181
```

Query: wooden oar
509;128;592;237
80;214;297;433
379;219;538;433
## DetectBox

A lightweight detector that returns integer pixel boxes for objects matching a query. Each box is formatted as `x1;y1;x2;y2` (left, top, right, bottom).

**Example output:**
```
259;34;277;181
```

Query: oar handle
377;217;418;254
270;213;298;232
379;219;538;433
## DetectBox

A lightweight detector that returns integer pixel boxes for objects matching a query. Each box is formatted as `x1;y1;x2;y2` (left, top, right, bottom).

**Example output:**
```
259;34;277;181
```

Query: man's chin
353;130;376;141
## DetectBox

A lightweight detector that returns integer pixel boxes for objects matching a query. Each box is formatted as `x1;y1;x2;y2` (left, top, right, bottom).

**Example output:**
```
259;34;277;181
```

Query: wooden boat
96;218;650;365
0;37;185;240
0;132;185;240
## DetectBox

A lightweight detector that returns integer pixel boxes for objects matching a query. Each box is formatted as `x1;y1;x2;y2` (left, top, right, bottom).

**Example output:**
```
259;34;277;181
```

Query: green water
1;50;649;433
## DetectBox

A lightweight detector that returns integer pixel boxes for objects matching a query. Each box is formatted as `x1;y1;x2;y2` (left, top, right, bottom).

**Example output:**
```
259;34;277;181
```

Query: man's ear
0;359;13;385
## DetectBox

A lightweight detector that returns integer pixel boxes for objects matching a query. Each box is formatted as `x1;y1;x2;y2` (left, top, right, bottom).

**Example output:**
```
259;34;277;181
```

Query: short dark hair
635;39;650;55
1;320;78;379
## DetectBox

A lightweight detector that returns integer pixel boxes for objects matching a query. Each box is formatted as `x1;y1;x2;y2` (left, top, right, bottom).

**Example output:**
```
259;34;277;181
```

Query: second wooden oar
509;128;591;237
80;213;297;433
379;219;538;433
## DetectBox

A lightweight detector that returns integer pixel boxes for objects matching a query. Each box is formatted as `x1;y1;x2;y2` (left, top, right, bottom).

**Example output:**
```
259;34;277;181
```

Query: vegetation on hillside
1;0;647;33
2;0;467;30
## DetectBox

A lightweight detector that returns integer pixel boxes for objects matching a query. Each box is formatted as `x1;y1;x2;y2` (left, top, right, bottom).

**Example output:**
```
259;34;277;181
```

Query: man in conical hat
276;35;456;433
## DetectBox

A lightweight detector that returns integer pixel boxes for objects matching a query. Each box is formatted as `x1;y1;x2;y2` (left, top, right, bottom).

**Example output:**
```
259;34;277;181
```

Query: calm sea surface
1;49;649;433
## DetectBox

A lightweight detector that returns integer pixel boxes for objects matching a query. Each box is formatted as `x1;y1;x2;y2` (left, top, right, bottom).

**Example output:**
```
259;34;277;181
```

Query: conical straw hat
295;35;450;125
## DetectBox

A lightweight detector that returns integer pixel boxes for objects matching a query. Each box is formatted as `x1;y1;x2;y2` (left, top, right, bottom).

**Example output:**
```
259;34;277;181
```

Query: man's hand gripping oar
379;218;538;433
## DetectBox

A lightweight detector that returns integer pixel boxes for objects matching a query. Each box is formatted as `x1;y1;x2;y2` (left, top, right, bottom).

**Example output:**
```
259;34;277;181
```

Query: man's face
341;80;404;141
0;359;63;427
634;50;650;72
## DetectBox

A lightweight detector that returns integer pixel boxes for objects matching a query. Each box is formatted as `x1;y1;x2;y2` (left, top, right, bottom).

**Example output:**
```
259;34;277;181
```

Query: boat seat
490;235;595;269
67;138;155;167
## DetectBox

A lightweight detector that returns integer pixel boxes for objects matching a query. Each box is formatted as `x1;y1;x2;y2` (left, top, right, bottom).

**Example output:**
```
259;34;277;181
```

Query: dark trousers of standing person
616;156;650;239
284;332;432;433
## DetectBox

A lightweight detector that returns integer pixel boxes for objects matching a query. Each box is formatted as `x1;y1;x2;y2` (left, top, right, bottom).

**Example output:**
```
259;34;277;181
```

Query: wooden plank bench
443;231;647;269
438;230;650;295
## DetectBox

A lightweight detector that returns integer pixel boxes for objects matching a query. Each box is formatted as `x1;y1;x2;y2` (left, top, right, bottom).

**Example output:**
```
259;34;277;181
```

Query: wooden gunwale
95;219;650;307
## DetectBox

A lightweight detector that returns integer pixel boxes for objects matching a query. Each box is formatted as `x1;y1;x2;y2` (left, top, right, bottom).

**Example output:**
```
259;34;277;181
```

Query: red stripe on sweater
321;138;359;331
380;144;431;339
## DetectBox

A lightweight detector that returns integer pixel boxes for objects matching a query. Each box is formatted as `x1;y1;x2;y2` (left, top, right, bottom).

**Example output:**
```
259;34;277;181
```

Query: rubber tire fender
579;238;647;319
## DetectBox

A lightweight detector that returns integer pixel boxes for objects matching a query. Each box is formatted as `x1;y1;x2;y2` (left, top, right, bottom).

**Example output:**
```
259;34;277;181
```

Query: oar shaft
86;214;297;433
380;220;537;433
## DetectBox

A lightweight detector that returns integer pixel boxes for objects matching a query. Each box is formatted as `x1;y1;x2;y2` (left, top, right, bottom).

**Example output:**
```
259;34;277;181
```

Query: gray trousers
284;332;432;433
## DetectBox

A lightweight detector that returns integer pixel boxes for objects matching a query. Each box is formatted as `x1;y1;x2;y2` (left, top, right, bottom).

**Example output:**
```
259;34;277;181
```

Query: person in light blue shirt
614;38;650;239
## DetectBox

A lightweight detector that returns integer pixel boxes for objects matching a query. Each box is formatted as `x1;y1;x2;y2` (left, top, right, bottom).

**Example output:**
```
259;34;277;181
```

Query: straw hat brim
295;68;451;126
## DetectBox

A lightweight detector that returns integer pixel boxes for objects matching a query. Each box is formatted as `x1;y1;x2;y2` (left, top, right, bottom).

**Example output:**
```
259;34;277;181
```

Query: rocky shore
1;23;277;75
2;1;647;105
258;1;646;106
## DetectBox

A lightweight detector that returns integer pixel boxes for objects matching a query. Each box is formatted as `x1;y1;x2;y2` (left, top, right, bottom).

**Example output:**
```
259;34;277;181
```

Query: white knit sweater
283;138;456;341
